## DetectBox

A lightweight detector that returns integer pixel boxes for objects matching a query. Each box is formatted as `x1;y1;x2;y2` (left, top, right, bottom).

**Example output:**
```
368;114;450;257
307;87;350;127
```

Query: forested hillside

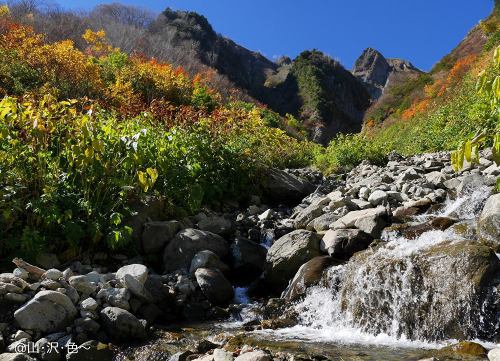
0;6;314;261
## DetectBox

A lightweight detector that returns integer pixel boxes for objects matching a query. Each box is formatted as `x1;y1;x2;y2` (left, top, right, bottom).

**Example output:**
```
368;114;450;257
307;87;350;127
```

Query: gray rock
0;275;28;290
35;337;62;361
0;283;22;295
198;216;233;236
488;348;500;361
6;339;30;354
332;206;386;229
40;279;61;290
350;198;372;210
163;229;228;272
13;268;28;280
14;290;77;333
68;276;97;295
340;240;500;340
99;307;147;341
116;264;147;286
80;298;98;311
457;174;494;195
332;206;387;237
213;349;234;361
367;190;388;206
321;229;373;258
261;168;315;204
293;202;327;229
13;331;30;341
190;250;229;274
443;178;461;190
306;212;340;232
74;317;100;334
425;171;447;187
230;239;267;272
96;288;130;310
5;293;27;303
284;256;336;301
64;286;79;305
483;164;500;176
234;350;271;361
169;351;193;361
265;230;322;287
44;269;63;281
478;193;500;246
258;209;275;221
248;206;261;216
195;268;233;305
141;220;181;254
0;354;36;361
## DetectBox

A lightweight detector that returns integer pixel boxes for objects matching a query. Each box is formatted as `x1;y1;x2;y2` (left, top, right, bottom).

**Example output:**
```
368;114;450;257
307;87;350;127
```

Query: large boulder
14;291;77;333
478;193;500;247
198;216;233;236
116;264;151;301
306;212;339;232
321;229;372;259
100;307;147;341
234;350;270;361
141;220;181;254
425;171;447;188
230;239;267;279
116;264;148;286
367;190;388;206
338;240;500;340
283;256;337;301
332;206;387;238
163;229;228;272
68;275;97;295
189;250;229;274
456;174;493;195
293;197;330;229
261;168;315;204
125;196;166;241
194;268;233;305
264;230;322;288
489;348;500;361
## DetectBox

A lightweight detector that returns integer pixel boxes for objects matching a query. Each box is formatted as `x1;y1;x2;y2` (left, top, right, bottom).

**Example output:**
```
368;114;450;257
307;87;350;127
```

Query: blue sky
60;1;494;71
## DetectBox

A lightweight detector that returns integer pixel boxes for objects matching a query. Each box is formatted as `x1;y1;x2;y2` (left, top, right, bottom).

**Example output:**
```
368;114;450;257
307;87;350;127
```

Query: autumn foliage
0;12;216;119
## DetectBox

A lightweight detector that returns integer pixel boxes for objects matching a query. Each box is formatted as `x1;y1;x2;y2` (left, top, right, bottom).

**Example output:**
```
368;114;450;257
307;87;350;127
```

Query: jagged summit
352;48;421;99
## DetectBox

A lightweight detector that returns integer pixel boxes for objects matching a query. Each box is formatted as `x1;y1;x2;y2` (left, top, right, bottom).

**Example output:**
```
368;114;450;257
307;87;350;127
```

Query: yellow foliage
82;29;115;57
0;5;9;17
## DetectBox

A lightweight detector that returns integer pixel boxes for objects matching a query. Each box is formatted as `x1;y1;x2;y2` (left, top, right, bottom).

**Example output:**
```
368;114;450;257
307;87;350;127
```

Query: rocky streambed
0;150;499;361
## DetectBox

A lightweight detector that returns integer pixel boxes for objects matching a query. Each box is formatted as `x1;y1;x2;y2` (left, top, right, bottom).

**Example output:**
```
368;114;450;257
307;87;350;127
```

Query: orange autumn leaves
402;55;478;121
0;14;216;118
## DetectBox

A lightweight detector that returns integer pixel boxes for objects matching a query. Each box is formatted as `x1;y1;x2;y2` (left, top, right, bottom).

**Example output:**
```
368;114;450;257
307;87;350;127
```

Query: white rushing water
261;187;499;349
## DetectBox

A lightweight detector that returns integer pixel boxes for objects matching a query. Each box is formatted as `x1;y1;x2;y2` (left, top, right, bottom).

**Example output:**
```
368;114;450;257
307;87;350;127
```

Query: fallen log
12;257;46;278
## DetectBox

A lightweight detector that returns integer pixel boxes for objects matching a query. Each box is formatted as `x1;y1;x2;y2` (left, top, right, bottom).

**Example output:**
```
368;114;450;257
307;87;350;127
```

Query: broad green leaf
137;171;148;192
146;167;158;185
464;140;472;162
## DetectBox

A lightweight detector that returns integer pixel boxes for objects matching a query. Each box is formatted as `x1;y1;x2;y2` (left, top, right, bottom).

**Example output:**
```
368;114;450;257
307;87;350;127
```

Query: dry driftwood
12;257;46;278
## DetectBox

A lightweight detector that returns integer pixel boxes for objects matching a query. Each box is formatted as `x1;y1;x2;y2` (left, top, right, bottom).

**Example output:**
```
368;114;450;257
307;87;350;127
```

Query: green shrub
0;96;313;261
314;133;387;174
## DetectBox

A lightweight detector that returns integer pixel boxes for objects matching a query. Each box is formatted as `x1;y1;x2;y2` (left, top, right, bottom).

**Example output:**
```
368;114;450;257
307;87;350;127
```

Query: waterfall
270;187;500;347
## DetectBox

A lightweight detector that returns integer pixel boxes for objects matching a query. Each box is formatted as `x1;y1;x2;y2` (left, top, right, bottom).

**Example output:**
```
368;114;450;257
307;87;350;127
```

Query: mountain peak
352;48;421;99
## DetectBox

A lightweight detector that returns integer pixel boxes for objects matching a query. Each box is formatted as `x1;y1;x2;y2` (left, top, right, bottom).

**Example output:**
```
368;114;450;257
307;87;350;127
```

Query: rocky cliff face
352;48;421;99
149;8;278;102
147;10;371;144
